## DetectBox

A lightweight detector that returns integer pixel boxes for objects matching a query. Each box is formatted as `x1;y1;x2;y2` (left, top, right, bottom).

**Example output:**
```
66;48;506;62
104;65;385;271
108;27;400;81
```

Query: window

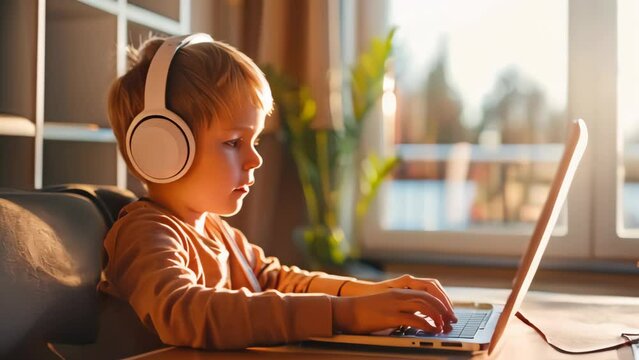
593;0;639;258
353;0;639;263
618;0;639;238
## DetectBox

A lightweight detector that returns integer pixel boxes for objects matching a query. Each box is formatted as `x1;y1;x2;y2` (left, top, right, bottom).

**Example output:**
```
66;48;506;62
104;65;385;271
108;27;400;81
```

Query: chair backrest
0;185;137;358
43;183;138;228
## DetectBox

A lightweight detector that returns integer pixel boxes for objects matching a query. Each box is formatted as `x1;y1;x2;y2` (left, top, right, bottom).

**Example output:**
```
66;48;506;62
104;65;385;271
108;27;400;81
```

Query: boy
100;33;456;350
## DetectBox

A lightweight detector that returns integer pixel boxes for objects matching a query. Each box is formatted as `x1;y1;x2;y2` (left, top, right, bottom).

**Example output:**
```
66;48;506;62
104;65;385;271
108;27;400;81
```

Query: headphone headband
144;33;214;110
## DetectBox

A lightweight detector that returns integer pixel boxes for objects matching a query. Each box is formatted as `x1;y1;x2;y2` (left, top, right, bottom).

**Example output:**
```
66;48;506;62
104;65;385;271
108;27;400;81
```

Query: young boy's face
177;100;265;217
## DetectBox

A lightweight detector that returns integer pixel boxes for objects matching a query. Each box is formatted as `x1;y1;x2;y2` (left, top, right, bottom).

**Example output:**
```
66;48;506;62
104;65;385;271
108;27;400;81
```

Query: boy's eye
224;139;241;148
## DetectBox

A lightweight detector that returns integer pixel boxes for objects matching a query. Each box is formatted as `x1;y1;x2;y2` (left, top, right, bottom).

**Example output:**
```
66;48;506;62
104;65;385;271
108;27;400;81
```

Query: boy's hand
331;288;457;335
340;275;456;320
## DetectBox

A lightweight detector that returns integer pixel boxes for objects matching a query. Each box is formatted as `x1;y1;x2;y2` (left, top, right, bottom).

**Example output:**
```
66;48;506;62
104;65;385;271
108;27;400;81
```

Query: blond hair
108;36;273;181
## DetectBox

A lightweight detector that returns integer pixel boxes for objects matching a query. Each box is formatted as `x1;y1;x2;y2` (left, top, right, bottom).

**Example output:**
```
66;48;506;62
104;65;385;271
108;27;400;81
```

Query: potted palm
266;29;399;268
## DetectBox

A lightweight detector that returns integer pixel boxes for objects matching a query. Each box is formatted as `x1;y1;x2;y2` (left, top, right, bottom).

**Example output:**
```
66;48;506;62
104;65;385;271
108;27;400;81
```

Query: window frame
592;0;639;259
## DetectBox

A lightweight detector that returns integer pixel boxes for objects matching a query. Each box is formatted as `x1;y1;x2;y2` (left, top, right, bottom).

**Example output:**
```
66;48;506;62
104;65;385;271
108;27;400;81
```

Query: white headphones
125;33;215;183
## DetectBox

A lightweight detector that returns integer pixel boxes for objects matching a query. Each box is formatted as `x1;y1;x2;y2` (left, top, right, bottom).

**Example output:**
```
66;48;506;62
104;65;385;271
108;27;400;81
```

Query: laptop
309;119;588;355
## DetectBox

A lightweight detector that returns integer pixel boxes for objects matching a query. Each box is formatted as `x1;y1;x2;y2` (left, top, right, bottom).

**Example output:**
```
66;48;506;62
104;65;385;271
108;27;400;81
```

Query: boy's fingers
404;283;456;321
402;282;457;322
398;290;453;322
398;299;446;329
396;313;441;333
421;283;456;321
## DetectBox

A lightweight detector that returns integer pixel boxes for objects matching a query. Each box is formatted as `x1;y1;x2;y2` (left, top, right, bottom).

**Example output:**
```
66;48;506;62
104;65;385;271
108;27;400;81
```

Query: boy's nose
244;148;263;170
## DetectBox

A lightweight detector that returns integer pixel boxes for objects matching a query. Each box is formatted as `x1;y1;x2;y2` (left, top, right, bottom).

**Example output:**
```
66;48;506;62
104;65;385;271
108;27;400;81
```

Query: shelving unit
0;0;191;192
0;115;36;137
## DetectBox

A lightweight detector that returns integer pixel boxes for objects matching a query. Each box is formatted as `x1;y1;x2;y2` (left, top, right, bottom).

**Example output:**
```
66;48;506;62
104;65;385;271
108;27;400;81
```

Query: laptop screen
488;119;588;355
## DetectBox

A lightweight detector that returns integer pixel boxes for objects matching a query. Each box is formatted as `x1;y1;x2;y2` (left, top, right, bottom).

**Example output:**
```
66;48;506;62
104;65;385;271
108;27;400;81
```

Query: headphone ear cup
125;34;210;184
127;115;195;183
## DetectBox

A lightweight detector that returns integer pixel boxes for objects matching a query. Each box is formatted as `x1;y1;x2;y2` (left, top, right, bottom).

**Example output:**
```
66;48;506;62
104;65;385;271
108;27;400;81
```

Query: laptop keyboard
390;309;490;339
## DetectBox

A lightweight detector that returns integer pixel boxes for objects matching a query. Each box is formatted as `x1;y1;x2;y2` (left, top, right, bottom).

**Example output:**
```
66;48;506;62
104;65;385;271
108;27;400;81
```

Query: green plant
265;29;400;266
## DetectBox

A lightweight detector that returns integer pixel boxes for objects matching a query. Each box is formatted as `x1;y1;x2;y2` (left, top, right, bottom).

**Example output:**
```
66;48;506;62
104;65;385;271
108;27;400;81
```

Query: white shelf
75;0;186;35
126;2;185;35
43;122;116;143
0;114;36;137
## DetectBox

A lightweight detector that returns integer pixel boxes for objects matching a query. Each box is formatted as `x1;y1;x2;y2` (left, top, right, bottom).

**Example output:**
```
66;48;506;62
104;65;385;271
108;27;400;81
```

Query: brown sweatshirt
98;199;355;350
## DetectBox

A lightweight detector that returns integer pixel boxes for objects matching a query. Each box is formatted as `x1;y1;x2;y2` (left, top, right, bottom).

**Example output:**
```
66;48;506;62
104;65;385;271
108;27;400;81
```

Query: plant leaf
356;154;401;219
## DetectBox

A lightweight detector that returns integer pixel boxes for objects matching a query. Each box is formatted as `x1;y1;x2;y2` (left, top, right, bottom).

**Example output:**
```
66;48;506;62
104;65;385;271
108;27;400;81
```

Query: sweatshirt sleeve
104;214;334;350
222;221;356;295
